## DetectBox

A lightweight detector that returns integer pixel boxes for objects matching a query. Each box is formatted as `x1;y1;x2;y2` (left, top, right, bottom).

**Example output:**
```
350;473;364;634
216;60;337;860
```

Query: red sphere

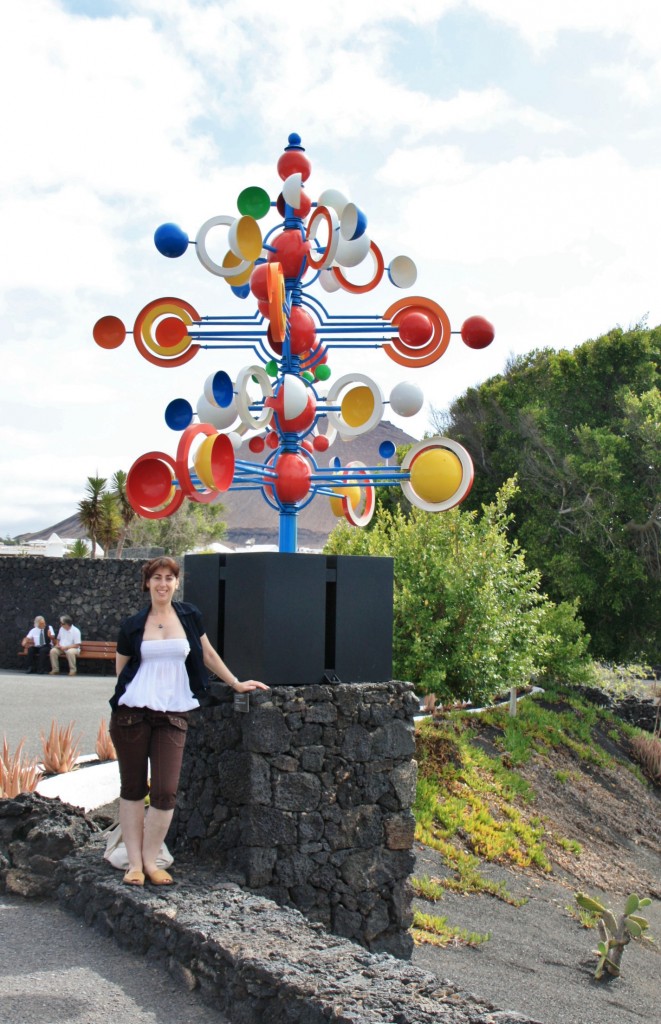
276;190;313;219
250;263;269;302
461;315;495;349
313;435;330;452
266;325;283;355
289;304;316;355
277;149;312;182
301;439;314;453
398;311;433;348
266;431;279;449
279;391;317;433
268;230;310;279
93;315;126;350
274;452;311;503
249;436;265;453
257;299;271;318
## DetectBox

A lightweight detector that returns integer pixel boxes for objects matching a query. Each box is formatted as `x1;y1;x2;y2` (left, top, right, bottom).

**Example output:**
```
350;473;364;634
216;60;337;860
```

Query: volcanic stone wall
0;556;147;671
170;679;419;958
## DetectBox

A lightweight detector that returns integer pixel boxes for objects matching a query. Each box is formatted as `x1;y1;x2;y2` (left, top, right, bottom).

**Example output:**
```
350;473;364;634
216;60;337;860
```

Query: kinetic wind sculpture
93;133;494;553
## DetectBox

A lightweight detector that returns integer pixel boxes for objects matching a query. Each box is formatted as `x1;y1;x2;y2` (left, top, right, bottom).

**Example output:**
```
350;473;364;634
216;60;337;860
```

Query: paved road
0;894;232;1024
0;669;113;760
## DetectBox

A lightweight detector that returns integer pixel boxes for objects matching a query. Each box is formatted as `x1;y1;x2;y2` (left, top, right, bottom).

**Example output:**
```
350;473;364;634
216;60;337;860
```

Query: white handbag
103;822;174;870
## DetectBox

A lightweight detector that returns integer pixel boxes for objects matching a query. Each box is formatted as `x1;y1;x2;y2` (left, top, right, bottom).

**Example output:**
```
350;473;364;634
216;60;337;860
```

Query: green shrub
326;478;593;705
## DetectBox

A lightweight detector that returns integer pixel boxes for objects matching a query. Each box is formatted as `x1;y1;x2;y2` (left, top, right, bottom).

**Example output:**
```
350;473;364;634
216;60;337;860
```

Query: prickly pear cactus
575;892;653;979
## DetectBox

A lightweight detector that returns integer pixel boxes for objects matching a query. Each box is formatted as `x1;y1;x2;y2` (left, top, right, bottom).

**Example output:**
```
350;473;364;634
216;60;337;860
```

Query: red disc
127;457;173;507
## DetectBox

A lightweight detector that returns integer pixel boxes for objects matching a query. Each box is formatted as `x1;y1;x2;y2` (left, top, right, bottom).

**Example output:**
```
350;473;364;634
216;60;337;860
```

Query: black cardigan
110;601;209;711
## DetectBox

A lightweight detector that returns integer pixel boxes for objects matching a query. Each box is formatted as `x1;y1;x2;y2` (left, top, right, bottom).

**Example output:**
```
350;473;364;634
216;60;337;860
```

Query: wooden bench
19;639;117;673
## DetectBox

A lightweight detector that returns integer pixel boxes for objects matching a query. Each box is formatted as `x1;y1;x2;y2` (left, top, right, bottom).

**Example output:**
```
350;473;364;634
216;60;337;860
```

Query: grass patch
411;910;491;948
565;903;601;929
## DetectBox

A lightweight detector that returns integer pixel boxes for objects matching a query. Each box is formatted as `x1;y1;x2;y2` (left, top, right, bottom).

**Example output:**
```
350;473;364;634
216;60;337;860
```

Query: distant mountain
17;421;417;550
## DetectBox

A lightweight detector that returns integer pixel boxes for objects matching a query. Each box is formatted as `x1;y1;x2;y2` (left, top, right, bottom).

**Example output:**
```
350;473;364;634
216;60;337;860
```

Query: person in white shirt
49;615;82;676
22;616;55;674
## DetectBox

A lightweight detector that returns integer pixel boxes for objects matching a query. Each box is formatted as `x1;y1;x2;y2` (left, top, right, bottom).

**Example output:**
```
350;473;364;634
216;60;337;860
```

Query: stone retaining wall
0;795;540;1024
170;679;419;959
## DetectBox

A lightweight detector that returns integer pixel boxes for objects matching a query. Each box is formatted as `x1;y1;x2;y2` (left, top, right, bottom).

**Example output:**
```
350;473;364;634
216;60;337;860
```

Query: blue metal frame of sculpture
93;134;495;552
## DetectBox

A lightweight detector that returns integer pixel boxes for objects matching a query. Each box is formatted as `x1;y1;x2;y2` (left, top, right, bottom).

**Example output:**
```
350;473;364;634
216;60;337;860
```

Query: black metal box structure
184;553;393;686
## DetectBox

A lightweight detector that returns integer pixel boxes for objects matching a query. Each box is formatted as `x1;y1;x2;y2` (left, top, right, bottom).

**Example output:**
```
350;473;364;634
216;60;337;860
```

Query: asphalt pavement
0;668;238;1023
0;894;232;1024
0;668;114;760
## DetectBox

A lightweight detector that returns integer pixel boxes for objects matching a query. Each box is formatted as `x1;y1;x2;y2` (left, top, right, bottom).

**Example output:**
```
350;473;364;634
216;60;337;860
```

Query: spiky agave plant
0;738;43;797
575;892;653;979
40;720;81;774
95;718;117;762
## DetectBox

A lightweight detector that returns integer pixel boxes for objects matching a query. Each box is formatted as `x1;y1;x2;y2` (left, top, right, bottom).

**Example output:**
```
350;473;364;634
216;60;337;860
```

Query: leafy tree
77;476;108;558
433;324;661;662
325;479;593;704
127;501;226;557
110;470;135;559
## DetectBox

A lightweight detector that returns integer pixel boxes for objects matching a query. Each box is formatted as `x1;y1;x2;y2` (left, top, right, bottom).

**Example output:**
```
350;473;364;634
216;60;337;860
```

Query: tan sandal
145;868;173;886
122;869;145;886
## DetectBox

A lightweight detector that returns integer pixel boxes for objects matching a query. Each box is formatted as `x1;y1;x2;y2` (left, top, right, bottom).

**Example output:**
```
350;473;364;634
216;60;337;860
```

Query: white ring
195;215;251;278
235;365;274;431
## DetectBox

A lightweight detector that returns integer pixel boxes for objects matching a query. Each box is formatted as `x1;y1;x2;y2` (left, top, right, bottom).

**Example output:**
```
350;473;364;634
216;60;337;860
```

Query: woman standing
110;556;268;886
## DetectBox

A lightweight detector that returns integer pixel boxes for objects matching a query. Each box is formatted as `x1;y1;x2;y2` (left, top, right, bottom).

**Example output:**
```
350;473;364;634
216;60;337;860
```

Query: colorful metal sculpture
93;134;494;552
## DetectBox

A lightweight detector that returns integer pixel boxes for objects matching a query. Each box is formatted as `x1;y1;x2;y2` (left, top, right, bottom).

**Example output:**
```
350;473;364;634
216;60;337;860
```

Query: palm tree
111;470;135;559
65;538;90;558
77;476;107;558
97;491;123;556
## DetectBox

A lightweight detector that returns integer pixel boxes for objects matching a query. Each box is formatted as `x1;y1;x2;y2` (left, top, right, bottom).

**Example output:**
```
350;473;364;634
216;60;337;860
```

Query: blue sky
1;1;660;534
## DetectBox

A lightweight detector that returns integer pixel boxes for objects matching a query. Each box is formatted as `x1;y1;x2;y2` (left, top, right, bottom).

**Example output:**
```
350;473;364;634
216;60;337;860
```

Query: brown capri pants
109;707;189;811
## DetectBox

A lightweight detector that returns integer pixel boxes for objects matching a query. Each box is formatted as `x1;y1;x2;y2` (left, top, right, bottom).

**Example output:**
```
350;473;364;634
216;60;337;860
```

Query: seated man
49;615;82;676
22;616;55;674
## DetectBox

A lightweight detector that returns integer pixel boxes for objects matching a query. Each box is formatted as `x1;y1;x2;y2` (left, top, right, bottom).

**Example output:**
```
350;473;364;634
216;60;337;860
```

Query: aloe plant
95;718;117;762
0;738;43;797
575;892;653;979
40;720;81;774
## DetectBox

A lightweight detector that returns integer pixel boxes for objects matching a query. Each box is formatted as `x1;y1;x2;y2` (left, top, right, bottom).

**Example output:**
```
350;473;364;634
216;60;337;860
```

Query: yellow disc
410;449;463;504
329;485;361;517
232;216;263;261
222;250;254;286
193;435;218;489
341;386;374;428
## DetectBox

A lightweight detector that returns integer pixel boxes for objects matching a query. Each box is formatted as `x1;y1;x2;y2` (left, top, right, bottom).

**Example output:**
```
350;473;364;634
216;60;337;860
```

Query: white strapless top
118;638;199;712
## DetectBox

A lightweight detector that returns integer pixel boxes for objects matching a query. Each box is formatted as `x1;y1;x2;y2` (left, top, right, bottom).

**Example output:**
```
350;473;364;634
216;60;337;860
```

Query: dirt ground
410;720;661;1024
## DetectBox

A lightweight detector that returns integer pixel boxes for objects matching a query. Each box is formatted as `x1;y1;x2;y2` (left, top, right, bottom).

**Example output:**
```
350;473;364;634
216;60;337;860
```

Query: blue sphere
379;440;396;460
154;222;189;258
